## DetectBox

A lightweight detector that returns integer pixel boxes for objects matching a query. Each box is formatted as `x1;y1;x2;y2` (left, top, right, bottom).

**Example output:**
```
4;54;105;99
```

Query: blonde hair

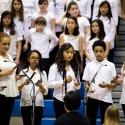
0;32;11;42
122;62;125;72
104;105;121;125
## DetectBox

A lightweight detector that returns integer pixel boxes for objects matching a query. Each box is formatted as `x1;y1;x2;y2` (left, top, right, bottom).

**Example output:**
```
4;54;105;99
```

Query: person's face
67;18;77;31
68;5;79;17
28;52;39;67
36;23;45;32
100;4;109;17
39;1;48;10
0;37;11;54
63;47;74;63
13;0;21;12
94;46;105;62
92;22;100;35
2;15;11;27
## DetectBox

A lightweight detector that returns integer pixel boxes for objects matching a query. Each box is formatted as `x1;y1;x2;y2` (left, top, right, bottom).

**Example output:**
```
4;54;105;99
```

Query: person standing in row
48;43;81;118
83;40;117;125
59;16;83;65
17;50;48;125
29;16;59;74
85;19;110;65
0;32;19;125
0;11;22;65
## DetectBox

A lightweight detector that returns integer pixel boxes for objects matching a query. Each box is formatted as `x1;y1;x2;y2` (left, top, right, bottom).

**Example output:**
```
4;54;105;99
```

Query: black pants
42;58;50;75
21;106;43;125
87;97;112;125
54;98;66;118
108;48;115;63
0;94;15;125
122;104;125;116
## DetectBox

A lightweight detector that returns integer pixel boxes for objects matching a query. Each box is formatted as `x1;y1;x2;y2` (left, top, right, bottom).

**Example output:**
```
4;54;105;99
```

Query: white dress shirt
18;67;48;107
48;64;80;102
4;27;23;59
66;0;91;18
14;16;29;38
85;36;110;64
0;0;12;15
29;28;59;58
31;11;55;31
96;16;116;49
93;0;118;25
82;59;116;103
0;54;19;97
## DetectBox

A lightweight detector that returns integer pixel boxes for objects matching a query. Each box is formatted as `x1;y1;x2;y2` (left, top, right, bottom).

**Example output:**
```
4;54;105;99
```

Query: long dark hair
0;11;16;35
97;1;112;23
66;1;81;18
65;16;79;36
11;0;24;22
24;50;44;73
90;19;105;40
54;43;79;77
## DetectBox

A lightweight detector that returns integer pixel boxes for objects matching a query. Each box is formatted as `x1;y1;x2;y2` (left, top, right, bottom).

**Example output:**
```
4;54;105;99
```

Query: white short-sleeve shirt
85;36;110;64
17;67;48;107
29;28;59;58
0;54;19;97
48;64;80;102
82;59;116;103
96;16;116;49
14;16;29;38
4;27;23;59
31;11;55;31
93;0;118;25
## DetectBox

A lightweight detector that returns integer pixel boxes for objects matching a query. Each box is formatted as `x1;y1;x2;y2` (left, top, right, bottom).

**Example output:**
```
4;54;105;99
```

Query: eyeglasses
30;57;39;60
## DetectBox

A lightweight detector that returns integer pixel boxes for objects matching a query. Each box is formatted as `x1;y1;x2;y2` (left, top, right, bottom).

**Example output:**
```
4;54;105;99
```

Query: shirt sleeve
82;64;89;81
85;0;91;18
110;63;116;80
109;18;116;42
41;71;48;95
104;36;110;43
48;64;64;89
92;0;99;20
48;31;59;52
112;0;118;25
84;17;90;26
24;16;29;37
15;28;23;41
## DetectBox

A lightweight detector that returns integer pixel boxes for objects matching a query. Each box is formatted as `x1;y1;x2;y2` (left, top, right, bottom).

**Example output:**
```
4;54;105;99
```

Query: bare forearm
106;83;116;89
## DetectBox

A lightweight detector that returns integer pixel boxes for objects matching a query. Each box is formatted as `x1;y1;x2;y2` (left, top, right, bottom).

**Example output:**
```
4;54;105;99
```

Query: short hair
92;40;106;51
64;90;81;111
38;0;48;4
0;32;11;42
35;16;46;26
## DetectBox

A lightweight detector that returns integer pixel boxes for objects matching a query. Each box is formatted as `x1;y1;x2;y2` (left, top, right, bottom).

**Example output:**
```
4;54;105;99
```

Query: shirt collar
94;58;107;65
100;15;109;20
28;66;39;74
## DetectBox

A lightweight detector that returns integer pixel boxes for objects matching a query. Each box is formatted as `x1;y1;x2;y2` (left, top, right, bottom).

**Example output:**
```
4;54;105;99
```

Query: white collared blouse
18;67;48;107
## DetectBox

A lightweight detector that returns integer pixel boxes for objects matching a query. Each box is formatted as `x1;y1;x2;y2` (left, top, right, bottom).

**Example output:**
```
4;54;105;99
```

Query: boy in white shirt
82;40;116;125
29;16;59;74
